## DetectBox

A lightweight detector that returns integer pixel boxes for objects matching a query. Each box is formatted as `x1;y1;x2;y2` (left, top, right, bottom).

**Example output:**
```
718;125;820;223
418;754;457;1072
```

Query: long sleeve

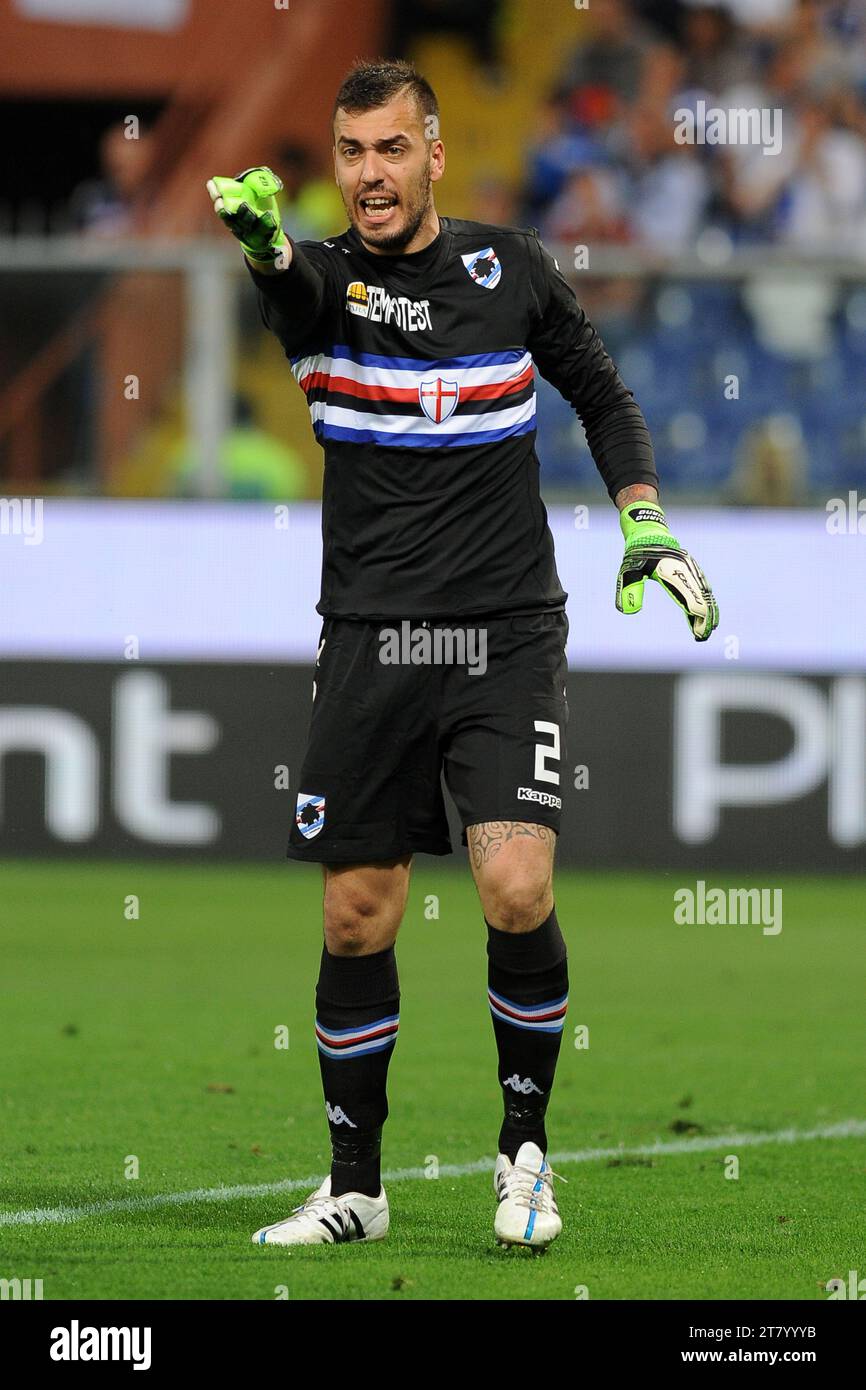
245;238;337;358
526;232;659;500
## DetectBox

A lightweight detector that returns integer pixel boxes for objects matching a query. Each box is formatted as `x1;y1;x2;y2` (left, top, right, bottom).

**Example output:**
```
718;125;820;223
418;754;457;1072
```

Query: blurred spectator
170;393;306;500
70;122;155;236
715;0;797;32
780;0;854;94
676;3;757;95
520;90;611;224
388;0;504;83
545;166;630;245
631;0;687;43
715;82;798;243
522;0;866;259
623;104;711;252
781;95;866;252
275;143;346;242
469;176;518;227
720;81;866;250
822;0;866;80
729;414;809;504
557;0;664;107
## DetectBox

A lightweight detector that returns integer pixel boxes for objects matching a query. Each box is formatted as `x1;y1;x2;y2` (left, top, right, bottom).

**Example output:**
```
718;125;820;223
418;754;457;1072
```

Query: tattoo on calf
468;821;556;869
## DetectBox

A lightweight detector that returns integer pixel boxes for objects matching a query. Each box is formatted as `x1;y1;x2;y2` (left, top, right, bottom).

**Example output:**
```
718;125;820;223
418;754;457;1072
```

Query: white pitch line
2;1118;864;1229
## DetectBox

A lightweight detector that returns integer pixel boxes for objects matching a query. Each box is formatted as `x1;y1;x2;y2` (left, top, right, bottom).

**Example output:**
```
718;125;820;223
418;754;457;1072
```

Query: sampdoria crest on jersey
460;246;502;289
296;793;325;840
419;377;460;424
346;281;369;317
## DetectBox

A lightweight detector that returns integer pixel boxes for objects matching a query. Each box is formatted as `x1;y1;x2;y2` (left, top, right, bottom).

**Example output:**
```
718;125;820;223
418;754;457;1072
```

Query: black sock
486;907;568;1162
315;944;399;1197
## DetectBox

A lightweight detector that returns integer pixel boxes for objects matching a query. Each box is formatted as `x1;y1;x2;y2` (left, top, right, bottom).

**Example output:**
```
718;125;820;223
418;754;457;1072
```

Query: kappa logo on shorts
517;787;562;810
296;793;326;840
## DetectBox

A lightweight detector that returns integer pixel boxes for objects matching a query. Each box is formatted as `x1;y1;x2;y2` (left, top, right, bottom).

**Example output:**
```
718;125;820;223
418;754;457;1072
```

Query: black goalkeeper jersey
247;216;658;620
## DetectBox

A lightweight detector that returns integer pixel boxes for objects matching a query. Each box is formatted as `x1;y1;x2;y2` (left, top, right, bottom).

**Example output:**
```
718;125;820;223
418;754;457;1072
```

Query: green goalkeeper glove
615;500;719;642
206;165;286;263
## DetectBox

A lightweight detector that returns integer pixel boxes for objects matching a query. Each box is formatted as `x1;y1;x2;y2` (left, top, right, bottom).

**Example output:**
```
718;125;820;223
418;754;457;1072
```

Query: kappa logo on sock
325;1101;357;1128
503;1074;544;1095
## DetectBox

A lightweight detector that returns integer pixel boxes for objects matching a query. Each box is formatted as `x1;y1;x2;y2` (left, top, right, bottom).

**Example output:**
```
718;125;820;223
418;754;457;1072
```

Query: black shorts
287;609;569;863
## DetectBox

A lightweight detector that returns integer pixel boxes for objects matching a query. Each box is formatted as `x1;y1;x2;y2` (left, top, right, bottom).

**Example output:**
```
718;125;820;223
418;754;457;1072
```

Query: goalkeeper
206;60;718;1255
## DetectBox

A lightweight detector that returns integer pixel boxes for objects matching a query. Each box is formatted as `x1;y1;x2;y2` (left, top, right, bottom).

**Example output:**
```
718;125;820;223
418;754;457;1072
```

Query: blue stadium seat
654;410;733;488
535;292;866;495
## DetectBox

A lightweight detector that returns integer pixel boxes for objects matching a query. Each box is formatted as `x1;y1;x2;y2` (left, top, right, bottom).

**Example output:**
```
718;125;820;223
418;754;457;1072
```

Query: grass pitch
1;860;864;1301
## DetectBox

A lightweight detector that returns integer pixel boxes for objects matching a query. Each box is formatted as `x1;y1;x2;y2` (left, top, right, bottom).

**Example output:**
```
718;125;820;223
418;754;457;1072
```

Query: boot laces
293;1192;353;1233
504;1161;567;1211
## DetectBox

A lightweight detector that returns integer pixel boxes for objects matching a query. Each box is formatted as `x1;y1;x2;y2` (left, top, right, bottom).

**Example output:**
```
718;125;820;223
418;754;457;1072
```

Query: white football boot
493;1140;563;1249
252;1175;389;1246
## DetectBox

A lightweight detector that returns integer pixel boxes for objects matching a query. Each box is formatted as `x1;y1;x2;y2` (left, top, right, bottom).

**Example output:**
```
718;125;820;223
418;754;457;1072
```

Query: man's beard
351;164;433;252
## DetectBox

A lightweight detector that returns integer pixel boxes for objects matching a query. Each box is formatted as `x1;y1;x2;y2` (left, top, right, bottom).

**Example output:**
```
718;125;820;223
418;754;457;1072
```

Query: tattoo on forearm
467;821;556;869
615;483;659;510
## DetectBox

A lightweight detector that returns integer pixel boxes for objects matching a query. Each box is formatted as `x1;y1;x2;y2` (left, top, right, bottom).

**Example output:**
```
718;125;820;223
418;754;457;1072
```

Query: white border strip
0;502;861;671
3;1118;864;1229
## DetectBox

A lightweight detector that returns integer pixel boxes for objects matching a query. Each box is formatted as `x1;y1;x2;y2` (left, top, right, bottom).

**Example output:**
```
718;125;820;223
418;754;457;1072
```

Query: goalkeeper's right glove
206;165;286;263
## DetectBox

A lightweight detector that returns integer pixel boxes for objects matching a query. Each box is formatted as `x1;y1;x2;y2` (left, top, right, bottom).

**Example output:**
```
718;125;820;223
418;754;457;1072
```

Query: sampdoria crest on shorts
460;246;502;289
295;793;326;840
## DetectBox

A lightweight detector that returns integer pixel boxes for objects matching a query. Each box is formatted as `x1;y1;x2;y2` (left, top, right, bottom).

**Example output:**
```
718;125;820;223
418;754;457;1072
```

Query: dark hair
332;59;439;128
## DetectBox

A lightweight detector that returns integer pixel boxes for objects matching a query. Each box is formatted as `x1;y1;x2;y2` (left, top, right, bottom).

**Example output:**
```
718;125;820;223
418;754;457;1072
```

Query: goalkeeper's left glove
615;500;719;642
